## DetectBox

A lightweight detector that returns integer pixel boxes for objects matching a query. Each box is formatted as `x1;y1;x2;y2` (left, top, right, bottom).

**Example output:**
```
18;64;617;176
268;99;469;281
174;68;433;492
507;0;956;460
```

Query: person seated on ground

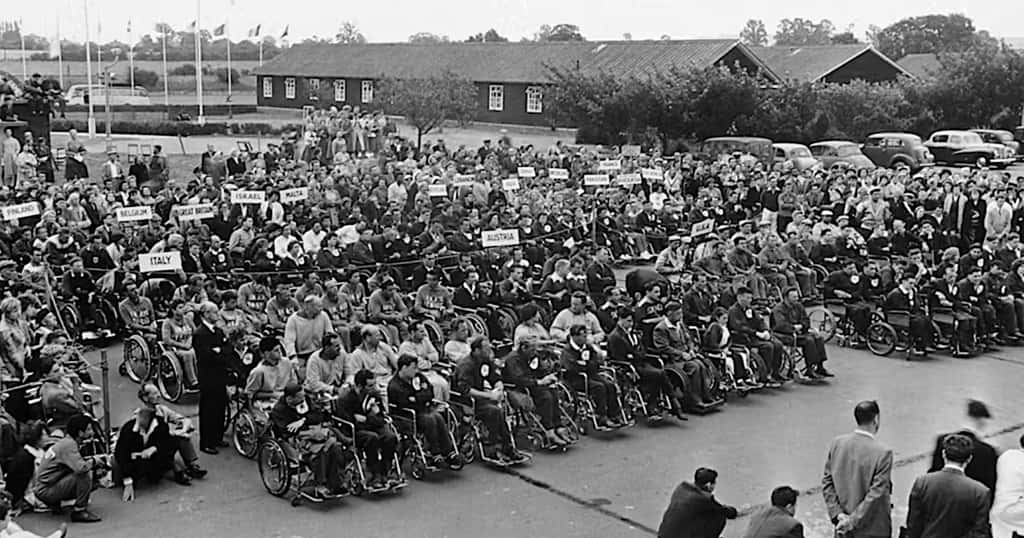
549;292;605;345
742;485;803;538
304;334;346;397
727;288;784;386
607;307;686;421
397;321;449;402
413;270;454;320
115;407;192;503
771;287;832;379
136;383;206;480
161;299;199;389
271;383;350;499
245;337;298;402
503;339;572;446
559;324;624;428
0;494;67;538
334;370;399;489
652;302;722;411
453;336;528;465
884;268;934;355
32;414;102;523
387;354;463;469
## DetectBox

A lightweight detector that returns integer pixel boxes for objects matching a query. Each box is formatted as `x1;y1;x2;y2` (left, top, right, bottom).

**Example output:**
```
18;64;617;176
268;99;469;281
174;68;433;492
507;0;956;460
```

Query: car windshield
962;133;984;145
837;145;860;157
789;147;811;158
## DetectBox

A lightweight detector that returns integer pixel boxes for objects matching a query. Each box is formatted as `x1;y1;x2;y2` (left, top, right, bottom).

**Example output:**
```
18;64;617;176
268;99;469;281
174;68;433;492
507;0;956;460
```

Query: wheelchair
389;404;465;479
449;390;532;468
257;426;357;507
120;331;172;382
866;310;920;359
230;391;274;459
503;383;580;452
153;343;199;403
772;332;819;383
556;369;635;435
333;415;408;495
929;306;978;358
607;359;676;423
701;344;765;398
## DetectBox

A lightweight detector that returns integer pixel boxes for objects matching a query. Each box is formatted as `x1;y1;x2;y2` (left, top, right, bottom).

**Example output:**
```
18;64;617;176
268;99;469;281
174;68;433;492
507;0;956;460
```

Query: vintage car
699;137;773;166
772;143;820;171
809;141;876;170
971;129;1023;161
925;130;1016;169
861;132;935;171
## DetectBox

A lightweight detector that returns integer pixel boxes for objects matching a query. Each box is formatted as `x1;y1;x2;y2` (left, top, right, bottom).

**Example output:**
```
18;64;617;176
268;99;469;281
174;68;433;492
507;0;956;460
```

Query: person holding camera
32;414;103;523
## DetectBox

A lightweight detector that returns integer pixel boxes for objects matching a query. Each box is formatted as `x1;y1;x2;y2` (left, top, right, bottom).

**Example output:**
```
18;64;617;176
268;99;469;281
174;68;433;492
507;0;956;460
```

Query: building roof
897;53;941;80
254;39;778;84
750;45;908;82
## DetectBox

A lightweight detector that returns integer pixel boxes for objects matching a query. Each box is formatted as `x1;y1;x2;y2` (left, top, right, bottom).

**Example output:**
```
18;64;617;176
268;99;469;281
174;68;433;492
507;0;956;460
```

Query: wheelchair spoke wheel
807;307;837;344
157;352;185;402
464;314;489;339
344;460;366;497
123;335;151;383
258;441;291;497
866;323;897;356
456;426;478;464
422;320;445;351
58;304;81;341
495;309;518;341
233;412;260;459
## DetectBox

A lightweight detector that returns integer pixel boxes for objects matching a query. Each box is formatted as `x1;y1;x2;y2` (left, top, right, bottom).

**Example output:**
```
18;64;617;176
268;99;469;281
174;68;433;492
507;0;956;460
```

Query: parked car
66;84;151;106
861;132;934;171
700;137;773;166
809;141;876;170
772;143;820;170
925;130;1015;169
972;129;1023;161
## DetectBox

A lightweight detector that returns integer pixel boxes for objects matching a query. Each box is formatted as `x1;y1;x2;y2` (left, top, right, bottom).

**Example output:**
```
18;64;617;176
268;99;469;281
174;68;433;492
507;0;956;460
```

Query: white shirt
993;449;1024;538
302;229;326;254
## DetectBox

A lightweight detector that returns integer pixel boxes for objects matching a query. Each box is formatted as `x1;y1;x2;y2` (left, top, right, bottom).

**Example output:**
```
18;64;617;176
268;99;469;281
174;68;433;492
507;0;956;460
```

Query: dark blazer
929;430;998;493
742;506;803;538
905;467;991;538
657;481;738;538
193;321;230;389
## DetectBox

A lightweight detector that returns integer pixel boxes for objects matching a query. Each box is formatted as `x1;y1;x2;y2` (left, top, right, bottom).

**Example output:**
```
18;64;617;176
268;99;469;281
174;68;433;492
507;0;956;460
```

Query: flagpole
56;15;63;90
84;0;95;138
161;26;169;110
19;20;27;82
128;20;135;95
195;0;205;124
226;28;232;119
258;39;263;66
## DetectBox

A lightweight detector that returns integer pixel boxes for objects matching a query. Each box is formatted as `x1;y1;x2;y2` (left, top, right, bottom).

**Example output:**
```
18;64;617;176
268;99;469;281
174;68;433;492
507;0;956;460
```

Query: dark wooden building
750;45;910;84
253;40;780;126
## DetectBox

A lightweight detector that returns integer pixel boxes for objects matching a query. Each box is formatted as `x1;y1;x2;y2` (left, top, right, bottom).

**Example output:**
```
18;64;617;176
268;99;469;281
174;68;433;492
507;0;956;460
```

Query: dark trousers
994;299;1018;337
416;410;455;456
569;376;621;419
475;401;511;448
527;386;559;430
355;428;397;475
636;364;680;411
35;471;92;511
909;313;934;349
796;333;826;367
752;339;784;377
846;302;872;335
120;453;174;484
6;448;35;504
198;383;228;450
311;440;348;491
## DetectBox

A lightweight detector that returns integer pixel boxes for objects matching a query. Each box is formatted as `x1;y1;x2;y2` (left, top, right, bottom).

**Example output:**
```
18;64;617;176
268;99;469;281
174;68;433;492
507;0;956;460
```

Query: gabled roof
897;53;941;80
254;39;777;83
750;45;909;82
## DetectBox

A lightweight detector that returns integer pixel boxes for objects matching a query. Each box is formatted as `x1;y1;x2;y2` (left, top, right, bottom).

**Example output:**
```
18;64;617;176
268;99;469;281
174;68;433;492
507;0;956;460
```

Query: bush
169;64;196;76
50;119;303;137
131;68;160;90
216;68;241;85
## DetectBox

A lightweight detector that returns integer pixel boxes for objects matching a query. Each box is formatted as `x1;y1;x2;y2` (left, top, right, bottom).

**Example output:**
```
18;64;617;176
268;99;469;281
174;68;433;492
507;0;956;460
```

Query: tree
408;32;449;44
865;25;882;47
534;24;584;42
374;70;478;151
465;29;508;43
874;14;977;60
622;33;632;41
830;32;861;45
739;19;768;47
660;34;672;41
774;18;835;46
335;21;367;44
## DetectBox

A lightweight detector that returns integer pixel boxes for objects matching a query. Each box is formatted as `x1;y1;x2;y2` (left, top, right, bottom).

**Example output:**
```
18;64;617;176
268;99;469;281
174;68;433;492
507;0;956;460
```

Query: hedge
50;119;302;137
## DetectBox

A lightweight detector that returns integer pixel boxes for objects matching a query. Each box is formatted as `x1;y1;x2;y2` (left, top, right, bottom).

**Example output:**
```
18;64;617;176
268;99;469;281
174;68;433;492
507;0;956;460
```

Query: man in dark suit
657;467;738;538
193;301;231;454
905;434;991;538
929;399;998;493
606;306;685;421
743;486;803;538
822;400;893;538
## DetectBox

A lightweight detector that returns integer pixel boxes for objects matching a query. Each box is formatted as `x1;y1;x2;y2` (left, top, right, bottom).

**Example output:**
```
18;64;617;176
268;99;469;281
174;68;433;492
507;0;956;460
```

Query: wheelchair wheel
456;425;478;464
95;297;120;334
464;314;489;339
233;411;261;459
123;335;152;383
157;352;185;402
421;320;445;351
866;323;897;356
494;308;519;341
621;387;646;424
378;324;400;348
343;459;366;497
807;306;837;344
58;303;81;342
258;440;292;497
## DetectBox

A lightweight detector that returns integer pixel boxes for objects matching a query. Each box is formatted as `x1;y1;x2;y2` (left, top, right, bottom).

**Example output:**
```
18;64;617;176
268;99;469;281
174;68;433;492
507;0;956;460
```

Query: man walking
905;434;991;538
657;467;738;538
822;400;893;538
929;399;998;493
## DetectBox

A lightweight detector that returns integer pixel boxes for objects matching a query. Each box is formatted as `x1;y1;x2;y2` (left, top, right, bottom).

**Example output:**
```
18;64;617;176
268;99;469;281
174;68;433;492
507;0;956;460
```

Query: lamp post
103;49;122;146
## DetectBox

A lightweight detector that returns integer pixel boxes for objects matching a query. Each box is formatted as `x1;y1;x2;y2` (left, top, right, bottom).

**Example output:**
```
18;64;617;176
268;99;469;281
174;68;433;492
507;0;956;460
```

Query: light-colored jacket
822;430;893;537
992;449;1024;538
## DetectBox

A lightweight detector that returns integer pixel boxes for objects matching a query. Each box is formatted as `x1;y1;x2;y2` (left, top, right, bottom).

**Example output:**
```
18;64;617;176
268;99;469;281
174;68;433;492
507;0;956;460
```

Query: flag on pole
213;24;226;37
248;24;261;39
187;20;197;32
280;25;289;39
127;19;132;35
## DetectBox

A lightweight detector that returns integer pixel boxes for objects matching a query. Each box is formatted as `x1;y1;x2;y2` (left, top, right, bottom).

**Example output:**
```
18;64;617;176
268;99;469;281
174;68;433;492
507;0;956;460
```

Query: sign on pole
280;187;309;204
231;190;266;204
428;184;448;197
584;174;610;186
548;168;569;180
481;229;520;248
502;178;521;191
517;166;536;178
692;219;715;237
139;251;182;273
175;203;216;222
116;206;153;223
2;202;40;221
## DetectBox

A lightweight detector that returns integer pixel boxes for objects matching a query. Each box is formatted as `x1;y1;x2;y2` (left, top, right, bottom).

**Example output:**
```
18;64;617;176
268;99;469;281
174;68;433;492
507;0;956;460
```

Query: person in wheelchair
956;265;1004;347
550;292;605;345
727;288;785;385
270;383;351;499
388;354;463;468
559;324;625;429
703;306;766;389
883;268;934;355
304;334;346;397
118;278;157;338
162;299;199;390
824;259;874;344
983;264;1024;343
245;337;298;403
652;303;722;411
502;340;573;446
59;257;98;335
927;265;978;356
771;287;832;379
453;337;529;465
681;273;717;327
335;370;399;489
607;307;686;421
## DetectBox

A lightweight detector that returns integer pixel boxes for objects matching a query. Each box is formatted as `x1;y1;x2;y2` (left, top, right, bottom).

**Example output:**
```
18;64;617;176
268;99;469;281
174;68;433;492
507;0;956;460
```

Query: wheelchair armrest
387;404;417;421
607;360;636;374
333;417;357;438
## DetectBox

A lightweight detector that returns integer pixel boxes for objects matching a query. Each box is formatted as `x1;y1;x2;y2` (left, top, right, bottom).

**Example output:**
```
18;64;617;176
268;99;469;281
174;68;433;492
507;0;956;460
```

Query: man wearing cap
906;434;991;538
929;400;998;494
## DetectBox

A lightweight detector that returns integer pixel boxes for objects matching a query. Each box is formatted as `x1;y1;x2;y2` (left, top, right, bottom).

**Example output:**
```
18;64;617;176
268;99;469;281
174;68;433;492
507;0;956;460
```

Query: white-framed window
262;77;273;98
334;80;346;102
488;84;504;111
526;86;543;114
308;78;320;101
361;80;373;103
284;77;296;100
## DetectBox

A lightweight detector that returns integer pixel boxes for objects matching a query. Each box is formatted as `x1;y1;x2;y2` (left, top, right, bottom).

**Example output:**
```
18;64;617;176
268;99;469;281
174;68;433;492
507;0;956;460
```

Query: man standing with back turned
822;400;893;538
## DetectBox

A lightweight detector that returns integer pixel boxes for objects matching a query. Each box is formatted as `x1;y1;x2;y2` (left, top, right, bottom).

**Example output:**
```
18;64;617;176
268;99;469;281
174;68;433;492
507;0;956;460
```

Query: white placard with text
481;229;520;247
139;251;182;273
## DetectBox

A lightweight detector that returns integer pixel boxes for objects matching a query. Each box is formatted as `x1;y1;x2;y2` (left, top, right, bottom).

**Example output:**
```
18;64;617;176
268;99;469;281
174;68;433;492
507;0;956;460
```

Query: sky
4;0;1019;44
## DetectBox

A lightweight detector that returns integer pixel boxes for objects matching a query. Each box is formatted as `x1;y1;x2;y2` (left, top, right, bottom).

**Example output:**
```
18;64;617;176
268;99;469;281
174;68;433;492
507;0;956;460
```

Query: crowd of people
0;109;1019;534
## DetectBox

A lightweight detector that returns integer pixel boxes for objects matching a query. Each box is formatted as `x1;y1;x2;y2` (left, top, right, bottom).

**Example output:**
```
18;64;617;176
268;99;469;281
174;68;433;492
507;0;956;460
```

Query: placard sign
517;166;536;178
280;187;309;204
641;168;664;180
548;168;570;180
139;251;182;273
692;219;715;237
116;206;153;223
621;145;642;157
481;229;520;248
502;178;521;191
598;160;622;172
231;190;266;204
2;202;40;221
455;174;477;183
428;184;448;197
175;203;216;222
584;174;610;186
615;173;642;186
452;181;476;188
